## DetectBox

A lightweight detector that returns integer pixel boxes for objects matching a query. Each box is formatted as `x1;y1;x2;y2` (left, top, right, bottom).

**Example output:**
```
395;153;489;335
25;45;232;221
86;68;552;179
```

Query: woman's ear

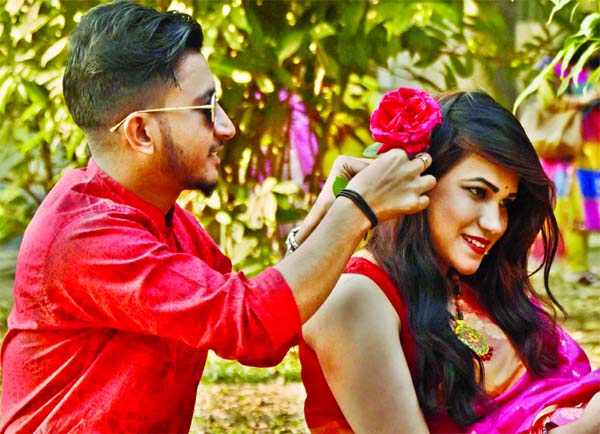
122;113;158;155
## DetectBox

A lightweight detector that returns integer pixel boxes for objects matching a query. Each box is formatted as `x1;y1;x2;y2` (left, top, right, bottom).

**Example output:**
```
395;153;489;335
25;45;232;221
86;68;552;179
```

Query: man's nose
214;104;236;140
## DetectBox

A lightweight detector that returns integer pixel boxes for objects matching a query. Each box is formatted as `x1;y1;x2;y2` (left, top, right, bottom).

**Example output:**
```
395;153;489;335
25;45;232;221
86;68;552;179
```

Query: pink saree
467;326;599;433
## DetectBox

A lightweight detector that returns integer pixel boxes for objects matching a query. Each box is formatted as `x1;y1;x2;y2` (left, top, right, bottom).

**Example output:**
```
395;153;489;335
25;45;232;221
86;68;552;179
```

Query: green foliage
515;0;600;110
0;0;588;274
201;348;301;384
0;0;90;244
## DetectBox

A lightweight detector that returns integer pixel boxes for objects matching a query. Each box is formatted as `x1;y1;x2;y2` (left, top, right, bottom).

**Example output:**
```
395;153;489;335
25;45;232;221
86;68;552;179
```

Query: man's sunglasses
109;93;218;133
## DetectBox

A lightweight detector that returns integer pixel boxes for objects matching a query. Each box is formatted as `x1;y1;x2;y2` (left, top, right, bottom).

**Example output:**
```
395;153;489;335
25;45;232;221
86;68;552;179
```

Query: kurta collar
87;158;175;231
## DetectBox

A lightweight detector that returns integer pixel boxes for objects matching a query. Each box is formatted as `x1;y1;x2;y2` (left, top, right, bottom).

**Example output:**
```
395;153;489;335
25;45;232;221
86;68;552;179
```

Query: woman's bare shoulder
302;259;400;349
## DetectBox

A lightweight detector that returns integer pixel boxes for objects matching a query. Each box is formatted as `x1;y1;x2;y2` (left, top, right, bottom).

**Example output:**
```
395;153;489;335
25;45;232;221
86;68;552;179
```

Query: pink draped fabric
467;327;599;433
279;89;318;189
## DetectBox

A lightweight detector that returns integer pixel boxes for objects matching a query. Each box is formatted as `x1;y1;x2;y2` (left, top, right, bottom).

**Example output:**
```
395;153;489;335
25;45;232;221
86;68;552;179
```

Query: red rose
369;87;443;155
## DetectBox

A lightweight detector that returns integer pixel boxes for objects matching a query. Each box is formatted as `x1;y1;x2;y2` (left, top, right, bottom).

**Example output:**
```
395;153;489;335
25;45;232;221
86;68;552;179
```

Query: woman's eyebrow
463;177;499;193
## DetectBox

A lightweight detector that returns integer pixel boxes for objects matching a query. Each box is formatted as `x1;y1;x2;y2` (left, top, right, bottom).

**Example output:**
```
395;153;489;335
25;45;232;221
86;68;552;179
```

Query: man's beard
190;179;216;197
160;124;218;197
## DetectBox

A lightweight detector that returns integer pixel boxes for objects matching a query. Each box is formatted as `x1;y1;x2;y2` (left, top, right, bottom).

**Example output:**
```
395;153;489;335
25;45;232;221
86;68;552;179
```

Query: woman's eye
466;187;486;198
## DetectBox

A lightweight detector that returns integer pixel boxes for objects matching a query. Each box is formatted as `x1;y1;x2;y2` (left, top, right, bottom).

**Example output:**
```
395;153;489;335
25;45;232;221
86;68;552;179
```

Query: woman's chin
452;261;482;276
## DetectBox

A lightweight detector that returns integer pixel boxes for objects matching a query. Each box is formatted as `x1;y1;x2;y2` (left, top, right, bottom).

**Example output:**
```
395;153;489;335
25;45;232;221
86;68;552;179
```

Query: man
0;1;435;432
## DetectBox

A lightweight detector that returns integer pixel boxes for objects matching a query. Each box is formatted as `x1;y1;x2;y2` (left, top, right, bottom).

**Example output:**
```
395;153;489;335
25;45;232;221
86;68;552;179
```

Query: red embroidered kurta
1;159;300;433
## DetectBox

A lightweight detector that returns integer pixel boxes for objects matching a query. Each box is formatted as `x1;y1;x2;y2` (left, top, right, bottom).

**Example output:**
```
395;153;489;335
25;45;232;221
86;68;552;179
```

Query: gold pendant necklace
451;275;493;361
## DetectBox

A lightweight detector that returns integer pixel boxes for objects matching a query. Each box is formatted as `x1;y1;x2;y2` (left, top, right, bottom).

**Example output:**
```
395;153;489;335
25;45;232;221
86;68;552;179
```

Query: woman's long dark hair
368;91;562;427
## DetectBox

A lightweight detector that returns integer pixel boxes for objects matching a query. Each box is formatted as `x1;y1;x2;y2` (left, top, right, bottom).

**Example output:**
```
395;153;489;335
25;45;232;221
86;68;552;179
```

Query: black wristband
336;189;378;229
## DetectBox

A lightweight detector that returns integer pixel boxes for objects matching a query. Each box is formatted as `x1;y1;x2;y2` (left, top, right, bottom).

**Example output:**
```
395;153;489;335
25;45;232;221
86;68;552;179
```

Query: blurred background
0;0;598;432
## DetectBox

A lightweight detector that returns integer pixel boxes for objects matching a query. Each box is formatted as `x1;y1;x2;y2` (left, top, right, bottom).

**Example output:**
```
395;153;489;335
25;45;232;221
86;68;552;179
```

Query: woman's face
427;153;519;275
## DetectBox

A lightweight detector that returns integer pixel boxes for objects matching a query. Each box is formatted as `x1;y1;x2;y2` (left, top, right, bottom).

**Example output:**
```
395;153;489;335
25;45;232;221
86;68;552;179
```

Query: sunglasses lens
212;95;218;123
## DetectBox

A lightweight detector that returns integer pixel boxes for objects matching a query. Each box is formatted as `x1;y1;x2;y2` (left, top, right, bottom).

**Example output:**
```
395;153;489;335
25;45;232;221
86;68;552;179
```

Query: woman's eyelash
466;186;516;209
466;187;486;198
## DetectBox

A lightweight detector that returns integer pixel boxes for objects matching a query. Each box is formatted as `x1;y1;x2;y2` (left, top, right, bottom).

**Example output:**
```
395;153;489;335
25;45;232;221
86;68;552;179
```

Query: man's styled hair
63;0;204;131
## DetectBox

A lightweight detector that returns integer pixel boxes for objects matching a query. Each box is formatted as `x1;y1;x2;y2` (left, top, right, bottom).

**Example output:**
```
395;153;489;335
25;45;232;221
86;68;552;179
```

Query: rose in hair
367;87;442;156
333;87;442;195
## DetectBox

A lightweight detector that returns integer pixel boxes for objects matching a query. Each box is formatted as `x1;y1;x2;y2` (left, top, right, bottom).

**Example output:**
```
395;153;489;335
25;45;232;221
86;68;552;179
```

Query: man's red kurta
0;159;300;433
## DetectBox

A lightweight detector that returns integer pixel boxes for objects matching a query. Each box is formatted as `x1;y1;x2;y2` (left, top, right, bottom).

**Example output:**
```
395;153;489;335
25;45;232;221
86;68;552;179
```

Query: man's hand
277;149;436;323
290;155;372;247
291;150;435;248
346;149;436;223
319;155;371;209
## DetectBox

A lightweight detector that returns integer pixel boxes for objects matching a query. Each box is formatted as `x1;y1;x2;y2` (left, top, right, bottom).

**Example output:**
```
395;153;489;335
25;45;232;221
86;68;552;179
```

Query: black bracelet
336;189;378;229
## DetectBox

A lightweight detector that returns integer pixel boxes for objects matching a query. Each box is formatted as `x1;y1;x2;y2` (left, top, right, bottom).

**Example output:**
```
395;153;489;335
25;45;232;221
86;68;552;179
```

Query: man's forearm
275;197;370;323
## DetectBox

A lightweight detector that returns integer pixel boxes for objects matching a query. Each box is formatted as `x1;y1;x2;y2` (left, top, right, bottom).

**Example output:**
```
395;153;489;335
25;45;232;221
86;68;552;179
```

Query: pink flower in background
370;87;442;155
554;61;590;86
279;89;318;189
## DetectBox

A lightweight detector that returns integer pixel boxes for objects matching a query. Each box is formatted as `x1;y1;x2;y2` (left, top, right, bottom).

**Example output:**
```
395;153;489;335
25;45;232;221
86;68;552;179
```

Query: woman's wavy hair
368;90;562;427
63;0;203;132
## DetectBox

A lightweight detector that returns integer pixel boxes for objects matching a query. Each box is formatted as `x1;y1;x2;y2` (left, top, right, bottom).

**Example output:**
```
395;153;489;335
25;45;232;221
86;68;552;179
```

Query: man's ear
122;113;159;155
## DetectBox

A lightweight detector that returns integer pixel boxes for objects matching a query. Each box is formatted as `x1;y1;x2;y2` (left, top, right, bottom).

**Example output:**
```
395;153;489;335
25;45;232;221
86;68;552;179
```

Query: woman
299;91;600;433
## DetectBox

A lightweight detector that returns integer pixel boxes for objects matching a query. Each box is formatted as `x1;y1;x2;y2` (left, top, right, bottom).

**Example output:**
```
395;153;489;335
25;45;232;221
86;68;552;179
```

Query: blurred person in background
524;46;600;286
555;49;600;286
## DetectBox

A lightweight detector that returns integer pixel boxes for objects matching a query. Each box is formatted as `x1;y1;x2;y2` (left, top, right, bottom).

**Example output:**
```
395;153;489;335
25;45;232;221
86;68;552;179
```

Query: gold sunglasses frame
109;94;218;133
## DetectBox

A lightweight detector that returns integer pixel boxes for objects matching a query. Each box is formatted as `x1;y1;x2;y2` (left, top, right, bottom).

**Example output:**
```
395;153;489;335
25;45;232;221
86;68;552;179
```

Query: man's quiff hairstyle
63;0;204;131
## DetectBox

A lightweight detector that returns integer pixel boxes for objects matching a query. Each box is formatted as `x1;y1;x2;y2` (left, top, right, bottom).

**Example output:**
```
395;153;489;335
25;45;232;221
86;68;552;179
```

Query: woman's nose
479;203;506;235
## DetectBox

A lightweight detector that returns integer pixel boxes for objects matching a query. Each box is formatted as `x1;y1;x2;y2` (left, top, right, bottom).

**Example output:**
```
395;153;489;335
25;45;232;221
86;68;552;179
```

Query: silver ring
415;154;428;171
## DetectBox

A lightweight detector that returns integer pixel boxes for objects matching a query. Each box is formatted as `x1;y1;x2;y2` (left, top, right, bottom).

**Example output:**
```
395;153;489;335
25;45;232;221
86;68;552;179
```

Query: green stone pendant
454;319;491;357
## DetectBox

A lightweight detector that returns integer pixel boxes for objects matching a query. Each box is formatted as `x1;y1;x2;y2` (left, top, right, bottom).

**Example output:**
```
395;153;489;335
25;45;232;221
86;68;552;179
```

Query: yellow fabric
553;138;600;273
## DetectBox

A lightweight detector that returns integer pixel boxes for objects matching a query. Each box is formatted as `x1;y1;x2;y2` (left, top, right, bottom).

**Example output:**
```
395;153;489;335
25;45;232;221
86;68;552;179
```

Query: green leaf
272;181;300;195
19;103;41;123
340;1;366;36
255;75;274;94
569;41;600;87
243;5;265;51
315;45;340;80
277;31;304;64
0;77;16;113
449;56;469;78
260;177;278;192
11;14;50;44
514;56;561;112
443;63;458;90
362;142;381;158
21;80;48;107
19;130;44;154
579;13;600;38
5;0;26;16
215;211;232;225
310;22;336;40
228;4;250;32
381;10;414;36
332;177;348;196
41;37;67;67
276;207;305;223
587;66;600;88
0;144;24;175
